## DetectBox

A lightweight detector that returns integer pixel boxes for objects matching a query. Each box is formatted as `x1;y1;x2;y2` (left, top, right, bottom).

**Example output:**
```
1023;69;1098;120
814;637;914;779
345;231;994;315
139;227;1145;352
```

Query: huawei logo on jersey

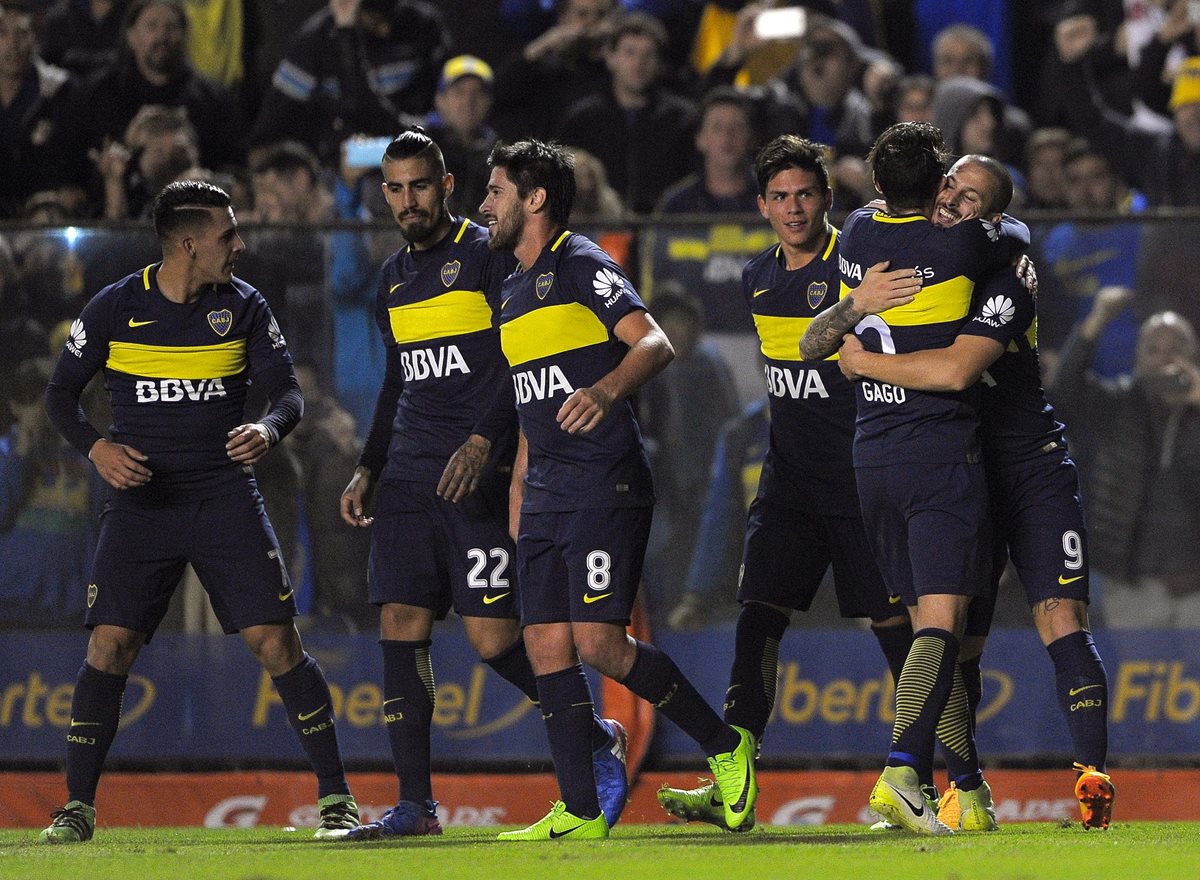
593;267;625;308
66;319;86;357
267;316;286;350
976;295;1015;328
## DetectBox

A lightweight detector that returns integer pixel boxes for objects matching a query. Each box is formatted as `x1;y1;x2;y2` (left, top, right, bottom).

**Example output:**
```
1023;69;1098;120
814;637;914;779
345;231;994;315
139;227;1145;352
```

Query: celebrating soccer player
480;139;757;840
40;180;359;843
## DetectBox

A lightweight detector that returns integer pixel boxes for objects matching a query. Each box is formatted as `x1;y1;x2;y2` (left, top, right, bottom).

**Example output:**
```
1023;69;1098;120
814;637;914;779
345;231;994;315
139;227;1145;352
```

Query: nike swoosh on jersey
1068;684;1103;696
482;592;511;605
1058;575;1084;585
583;592;612;604
298;704;328;721
752;288;770;297
128;318;156;328
278;589;294;602
548;823;588;839
389;282;405;293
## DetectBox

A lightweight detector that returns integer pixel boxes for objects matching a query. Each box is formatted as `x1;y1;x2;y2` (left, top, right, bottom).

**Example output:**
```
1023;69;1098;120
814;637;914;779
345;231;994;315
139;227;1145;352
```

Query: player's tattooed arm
800;261;920;360
437;433;493;503
800;295;867;361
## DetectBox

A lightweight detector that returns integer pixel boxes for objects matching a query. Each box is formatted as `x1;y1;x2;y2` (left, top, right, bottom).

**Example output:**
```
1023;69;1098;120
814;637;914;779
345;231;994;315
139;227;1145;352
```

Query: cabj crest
441;260;461;287
207;309;233;337
536;272;555;300
807;281;828;310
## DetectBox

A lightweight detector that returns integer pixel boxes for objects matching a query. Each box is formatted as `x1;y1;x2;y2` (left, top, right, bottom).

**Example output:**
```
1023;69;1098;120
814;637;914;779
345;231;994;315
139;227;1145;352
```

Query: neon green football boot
706;726;758;832
497;801;609;841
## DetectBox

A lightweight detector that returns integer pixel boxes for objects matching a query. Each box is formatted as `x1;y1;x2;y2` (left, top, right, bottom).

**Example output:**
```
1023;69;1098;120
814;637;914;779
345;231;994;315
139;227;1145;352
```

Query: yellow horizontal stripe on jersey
388;289;493;344
878;276;974;327
107;339;247;379
754;313;823;362
501;302;609;367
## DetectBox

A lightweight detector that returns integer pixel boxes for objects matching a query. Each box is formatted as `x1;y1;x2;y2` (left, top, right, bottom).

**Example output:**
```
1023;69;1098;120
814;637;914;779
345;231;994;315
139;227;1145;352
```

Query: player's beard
397;201;446;247
487;205;524;251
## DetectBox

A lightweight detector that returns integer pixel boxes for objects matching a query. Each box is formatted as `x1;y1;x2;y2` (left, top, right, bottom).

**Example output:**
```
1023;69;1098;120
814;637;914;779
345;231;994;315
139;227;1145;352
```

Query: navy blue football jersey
838;209;1029;466
51;264;292;500
957;270;1067;463
742;230;860;516
374;217;518;483
498;231;653;512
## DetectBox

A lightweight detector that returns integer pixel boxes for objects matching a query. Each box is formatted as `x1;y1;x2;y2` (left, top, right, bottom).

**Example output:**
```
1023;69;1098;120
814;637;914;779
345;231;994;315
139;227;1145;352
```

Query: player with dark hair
39;179;358;843
481;139;756;840
838;154;1114;831
339;128;629;840
801;123;1029;835
657;134;922;830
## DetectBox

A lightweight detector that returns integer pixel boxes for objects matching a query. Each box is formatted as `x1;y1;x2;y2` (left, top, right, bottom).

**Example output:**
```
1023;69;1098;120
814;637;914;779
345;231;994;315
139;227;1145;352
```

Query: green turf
2;823;1197;880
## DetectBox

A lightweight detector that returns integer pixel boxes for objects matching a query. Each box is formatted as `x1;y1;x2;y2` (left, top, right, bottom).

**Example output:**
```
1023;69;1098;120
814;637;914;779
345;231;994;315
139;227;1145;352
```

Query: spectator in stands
491;0;615;140
931;23;994;83
72;0;245;175
1132;0;1200;120
93;104;200;220
38;0;128;79
1052;290;1200;628
657;86;759;215
891;72;935;123
0;357;101;629
666;396;768;631
0;237;48;396
702;16;876;205
288;364;371;631
424;55;497;221
250;0;451;167
557;11;698;214
248;142;338;378
570;147;625;220
0;1;85;218
1055;14;1200;205
932;75;1031;166
1023;126;1072;209
1038;138;1146;381
640;285;739;622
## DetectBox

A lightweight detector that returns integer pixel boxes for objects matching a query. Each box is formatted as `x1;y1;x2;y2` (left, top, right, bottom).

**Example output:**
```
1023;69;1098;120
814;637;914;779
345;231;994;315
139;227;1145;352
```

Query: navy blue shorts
855;461;992;606
368;479;518;619
86;487;294;640
738;496;900;621
516;507;652;626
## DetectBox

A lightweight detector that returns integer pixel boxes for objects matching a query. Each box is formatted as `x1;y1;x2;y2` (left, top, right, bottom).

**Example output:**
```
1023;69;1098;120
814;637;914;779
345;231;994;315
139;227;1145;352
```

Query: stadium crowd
3;0;1200;637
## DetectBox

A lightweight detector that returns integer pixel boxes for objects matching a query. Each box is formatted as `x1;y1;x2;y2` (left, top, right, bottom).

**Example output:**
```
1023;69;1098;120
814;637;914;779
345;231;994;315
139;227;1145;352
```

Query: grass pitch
2;822;1197;880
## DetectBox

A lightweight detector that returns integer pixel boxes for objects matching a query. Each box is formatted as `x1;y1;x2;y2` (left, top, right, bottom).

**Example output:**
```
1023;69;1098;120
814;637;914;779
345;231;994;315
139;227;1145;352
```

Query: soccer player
656;135;922;831
480;139;756;840
338;128;629;839
837;154;1114;831
800;123;1029;835
39;180;358;843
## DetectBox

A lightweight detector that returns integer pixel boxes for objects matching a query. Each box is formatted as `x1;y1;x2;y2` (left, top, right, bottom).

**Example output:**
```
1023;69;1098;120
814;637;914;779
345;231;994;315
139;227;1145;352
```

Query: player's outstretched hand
89;438;152;489
557;386;614;434
837;333;867;380
226;422;273;464
852;261;922;316
340;466;374;527
437;433;493;503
